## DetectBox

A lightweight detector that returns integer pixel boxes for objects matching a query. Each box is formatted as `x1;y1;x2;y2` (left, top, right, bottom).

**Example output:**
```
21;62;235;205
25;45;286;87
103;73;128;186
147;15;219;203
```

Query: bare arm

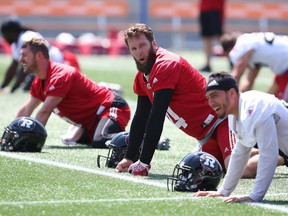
223;155;230;171
231;50;254;84
224;153;257;178
16;96;42;117
267;76;278;95
240;67;260;92
35;96;63;126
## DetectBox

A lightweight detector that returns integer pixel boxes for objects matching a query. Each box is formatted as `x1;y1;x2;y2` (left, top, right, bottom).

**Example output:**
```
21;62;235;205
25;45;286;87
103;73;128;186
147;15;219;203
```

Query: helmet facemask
97;131;143;168
0;127;19;151
97;141;127;168
97;132;129;168
168;164;204;192
0;117;47;152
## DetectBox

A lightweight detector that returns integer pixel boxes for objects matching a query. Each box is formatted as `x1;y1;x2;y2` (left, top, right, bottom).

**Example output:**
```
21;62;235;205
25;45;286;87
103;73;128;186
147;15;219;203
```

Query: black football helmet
167;151;223;192
97;131;129;168
0;117;47;152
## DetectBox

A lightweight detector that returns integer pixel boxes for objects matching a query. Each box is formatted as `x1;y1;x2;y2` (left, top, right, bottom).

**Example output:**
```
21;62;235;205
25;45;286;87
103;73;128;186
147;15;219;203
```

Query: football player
115;23;237;176
194;72;288;202
16;38;131;148
220;32;288;101
198;0;226;72
0;19;80;93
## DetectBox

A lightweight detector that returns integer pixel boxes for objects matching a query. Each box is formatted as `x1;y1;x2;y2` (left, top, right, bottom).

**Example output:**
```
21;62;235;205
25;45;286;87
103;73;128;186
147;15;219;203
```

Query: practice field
0;51;287;216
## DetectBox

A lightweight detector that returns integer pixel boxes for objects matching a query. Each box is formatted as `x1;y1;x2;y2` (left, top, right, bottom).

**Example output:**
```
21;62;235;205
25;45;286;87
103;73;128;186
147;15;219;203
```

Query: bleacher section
0;0;287;53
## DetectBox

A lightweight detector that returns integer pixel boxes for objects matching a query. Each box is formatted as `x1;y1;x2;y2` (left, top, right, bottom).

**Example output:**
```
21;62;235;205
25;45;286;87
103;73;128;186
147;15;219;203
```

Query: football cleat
128;160;151;176
157;136;170;150
60;125;83;146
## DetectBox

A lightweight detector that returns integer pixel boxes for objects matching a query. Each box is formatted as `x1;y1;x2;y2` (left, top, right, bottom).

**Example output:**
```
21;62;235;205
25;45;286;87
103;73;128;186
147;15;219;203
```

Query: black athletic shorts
199;10;223;37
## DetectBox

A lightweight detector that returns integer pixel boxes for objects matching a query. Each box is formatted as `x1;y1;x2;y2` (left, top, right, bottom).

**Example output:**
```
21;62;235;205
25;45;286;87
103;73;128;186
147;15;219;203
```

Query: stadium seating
0;0;287;54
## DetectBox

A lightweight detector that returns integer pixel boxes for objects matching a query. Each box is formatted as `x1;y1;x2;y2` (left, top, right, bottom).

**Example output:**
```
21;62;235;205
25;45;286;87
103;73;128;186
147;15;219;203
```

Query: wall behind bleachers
0;0;287;50
148;0;288;48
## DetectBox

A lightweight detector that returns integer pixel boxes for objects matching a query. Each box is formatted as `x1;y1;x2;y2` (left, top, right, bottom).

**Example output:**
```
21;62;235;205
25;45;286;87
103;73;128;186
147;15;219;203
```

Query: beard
218;112;227;119
134;47;156;75
23;60;37;74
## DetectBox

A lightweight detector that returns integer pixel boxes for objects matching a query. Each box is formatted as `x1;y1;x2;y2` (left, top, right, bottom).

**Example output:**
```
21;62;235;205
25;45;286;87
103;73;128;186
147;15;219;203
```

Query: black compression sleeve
140;89;173;164
125;96;151;161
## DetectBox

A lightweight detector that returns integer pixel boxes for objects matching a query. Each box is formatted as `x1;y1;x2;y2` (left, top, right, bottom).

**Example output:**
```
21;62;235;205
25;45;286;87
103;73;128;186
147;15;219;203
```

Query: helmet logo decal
201;155;216;169
18;118;35;131
1;117;47;152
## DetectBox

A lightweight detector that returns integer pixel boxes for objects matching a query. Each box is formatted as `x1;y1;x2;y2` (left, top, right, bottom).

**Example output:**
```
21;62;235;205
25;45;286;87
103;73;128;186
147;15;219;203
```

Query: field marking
0;197;193;206
0;151;166;189
1;197;288;214
1;151;288;214
248;203;288;214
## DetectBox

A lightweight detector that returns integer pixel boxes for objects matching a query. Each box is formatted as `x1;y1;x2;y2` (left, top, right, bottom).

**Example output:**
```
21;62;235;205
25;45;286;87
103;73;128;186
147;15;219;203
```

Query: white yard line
1;151;288;214
0;151;166;188
0;197;193;205
248;203;288;214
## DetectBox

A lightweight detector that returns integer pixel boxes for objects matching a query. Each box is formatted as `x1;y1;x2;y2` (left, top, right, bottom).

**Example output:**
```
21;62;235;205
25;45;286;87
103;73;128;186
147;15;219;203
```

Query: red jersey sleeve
151;58;181;91
133;72;148;96
46;64;75;98
30;62;76;99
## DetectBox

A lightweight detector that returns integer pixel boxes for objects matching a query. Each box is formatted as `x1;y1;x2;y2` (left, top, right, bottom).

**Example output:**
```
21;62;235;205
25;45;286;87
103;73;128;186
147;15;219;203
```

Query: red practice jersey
133;48;233;168
30;62;114;138
133;47;218;140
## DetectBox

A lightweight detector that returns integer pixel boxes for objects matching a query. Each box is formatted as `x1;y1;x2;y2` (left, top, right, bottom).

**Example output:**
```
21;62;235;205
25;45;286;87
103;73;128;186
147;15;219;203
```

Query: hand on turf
115;158;133;173
193;191;222;198
127;160;151;176
224;196;255;203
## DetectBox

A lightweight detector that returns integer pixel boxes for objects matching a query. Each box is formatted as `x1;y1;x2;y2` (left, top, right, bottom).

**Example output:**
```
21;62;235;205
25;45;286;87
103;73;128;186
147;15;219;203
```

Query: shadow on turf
262;200;288;205
273;173;288;179
47;145;90;150
147;173;171;180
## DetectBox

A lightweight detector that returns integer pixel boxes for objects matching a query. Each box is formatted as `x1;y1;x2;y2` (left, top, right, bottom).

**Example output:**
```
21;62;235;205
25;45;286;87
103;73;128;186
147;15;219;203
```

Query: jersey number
166;107;188;129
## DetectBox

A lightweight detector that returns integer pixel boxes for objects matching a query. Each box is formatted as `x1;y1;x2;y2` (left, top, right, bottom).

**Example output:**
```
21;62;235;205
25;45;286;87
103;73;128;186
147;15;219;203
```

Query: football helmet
167;151;223;192
0;117;47;152
97;131;129;168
